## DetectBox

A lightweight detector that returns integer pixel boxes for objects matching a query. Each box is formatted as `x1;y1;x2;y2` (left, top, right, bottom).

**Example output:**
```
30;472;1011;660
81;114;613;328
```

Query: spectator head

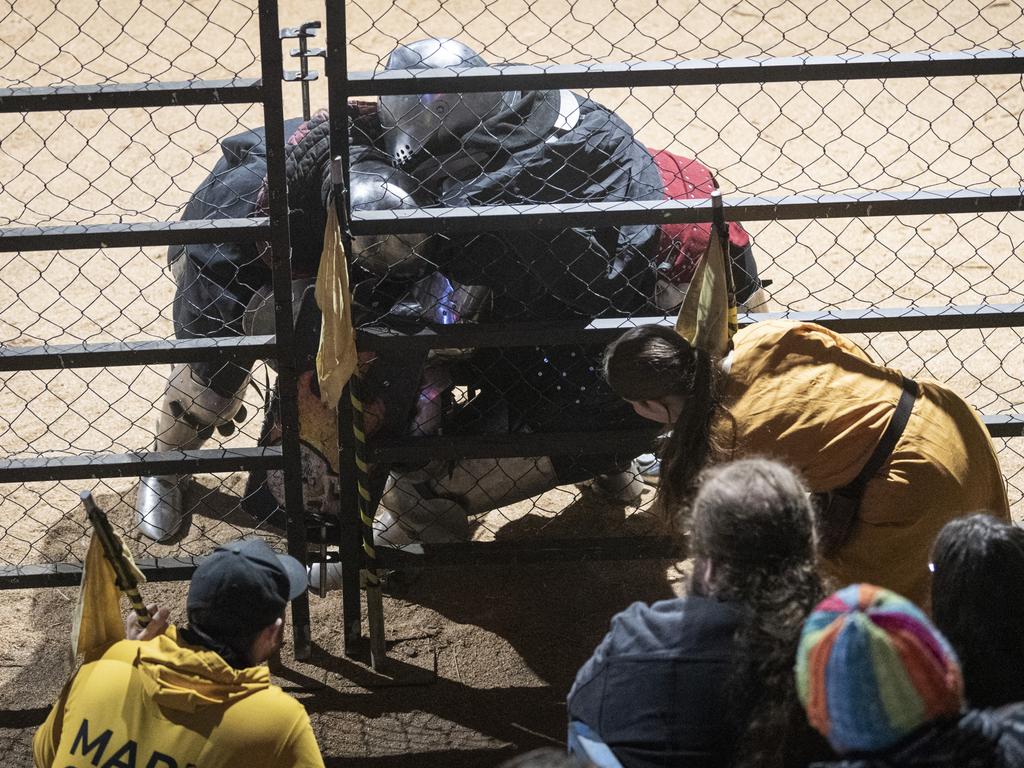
931;513;1024;708
187;538;308;667
603;324;696;416
689;458;824;768
796;584;963;755
689;457;817;596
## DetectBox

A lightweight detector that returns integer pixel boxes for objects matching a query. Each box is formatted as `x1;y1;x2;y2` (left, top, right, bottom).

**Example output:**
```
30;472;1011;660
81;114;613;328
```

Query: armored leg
135;364;248;542
373;456;560;547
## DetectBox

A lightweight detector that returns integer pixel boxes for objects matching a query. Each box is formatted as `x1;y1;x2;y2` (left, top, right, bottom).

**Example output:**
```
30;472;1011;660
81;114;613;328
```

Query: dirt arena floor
1;0;1024;765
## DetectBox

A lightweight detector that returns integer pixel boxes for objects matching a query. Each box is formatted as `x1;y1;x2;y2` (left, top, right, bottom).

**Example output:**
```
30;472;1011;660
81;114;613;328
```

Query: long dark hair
602;325;722;517
931;513;1024;709
690;458;825;768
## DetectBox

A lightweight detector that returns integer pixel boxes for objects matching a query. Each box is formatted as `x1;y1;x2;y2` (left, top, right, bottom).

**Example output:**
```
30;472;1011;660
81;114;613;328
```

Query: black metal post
298;30;311;121
340;49;1024;97
323;0;368;659
298;21;320;121
322;4;351;196
282;20;322;123
259;0;312;660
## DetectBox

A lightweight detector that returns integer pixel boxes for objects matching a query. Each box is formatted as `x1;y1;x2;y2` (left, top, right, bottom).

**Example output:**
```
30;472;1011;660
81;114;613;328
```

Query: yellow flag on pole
71;528;145;658
315;203;359;408
675;190;738;357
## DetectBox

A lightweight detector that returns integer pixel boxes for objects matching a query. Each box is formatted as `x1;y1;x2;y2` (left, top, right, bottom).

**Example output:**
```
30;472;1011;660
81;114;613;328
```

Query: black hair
182;608;284;669
603;324;722;518
931;513;1024;708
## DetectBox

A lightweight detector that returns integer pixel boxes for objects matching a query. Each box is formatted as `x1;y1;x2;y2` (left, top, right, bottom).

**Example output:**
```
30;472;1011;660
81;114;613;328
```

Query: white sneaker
635;453;661;484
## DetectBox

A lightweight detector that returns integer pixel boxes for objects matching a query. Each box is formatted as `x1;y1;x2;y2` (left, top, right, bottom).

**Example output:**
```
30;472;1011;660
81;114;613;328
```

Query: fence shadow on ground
268;548;680;766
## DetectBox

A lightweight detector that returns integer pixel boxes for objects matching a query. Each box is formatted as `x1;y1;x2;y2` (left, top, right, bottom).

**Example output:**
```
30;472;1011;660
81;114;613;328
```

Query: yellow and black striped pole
80;491;150;628
348;375;387;669
329;154;386;668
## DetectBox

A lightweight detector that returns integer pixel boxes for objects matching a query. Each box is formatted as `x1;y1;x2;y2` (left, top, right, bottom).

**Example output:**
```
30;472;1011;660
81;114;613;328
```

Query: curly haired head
689;458;825;768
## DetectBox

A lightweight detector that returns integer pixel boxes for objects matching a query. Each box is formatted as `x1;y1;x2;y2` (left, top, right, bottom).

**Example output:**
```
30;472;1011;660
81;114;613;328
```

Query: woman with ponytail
603;320;1009;607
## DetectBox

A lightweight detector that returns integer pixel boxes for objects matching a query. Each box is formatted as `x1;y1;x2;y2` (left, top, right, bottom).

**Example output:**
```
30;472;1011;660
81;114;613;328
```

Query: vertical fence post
323;0;369;659
258;0;311;660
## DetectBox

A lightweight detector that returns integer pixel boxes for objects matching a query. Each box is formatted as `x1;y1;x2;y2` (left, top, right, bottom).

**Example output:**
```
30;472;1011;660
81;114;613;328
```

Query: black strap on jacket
815;376;920;558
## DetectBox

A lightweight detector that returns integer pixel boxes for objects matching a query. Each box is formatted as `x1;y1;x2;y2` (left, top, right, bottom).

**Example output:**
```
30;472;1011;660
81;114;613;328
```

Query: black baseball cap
187;538;308;637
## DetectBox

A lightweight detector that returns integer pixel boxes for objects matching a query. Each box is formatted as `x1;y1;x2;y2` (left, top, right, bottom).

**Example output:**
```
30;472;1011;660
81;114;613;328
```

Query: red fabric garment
650;148;751;283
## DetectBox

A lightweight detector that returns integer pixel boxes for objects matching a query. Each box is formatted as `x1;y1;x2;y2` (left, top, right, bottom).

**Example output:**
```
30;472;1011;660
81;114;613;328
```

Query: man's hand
125;604;170;641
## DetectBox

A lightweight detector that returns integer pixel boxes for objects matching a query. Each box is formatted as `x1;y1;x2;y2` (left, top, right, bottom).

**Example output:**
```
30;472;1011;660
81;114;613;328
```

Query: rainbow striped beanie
795;584;963;754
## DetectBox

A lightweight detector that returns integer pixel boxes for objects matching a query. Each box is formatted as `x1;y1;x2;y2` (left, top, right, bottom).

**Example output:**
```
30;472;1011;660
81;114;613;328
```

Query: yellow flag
71;530;145;657
675;196;738;357
315;204;359;408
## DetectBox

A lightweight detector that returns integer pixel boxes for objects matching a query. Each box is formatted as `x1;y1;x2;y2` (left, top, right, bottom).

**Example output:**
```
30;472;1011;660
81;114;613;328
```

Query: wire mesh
0;0;286;570
0;0;261;88
0;0;1022;579
0;105;267;228
344;0;1024;64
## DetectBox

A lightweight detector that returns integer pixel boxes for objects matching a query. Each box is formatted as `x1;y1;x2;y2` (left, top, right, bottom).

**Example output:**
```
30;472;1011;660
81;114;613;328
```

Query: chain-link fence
1;0;1022;665
0;0;312;654
335;3;1024;539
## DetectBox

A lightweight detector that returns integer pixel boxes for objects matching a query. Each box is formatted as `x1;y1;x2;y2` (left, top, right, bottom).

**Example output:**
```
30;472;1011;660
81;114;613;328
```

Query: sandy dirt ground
1;0;1023;764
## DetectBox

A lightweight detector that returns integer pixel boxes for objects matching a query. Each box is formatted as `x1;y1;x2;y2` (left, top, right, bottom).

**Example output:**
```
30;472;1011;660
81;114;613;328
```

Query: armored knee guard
373;456;560;548
135;364;248;542
308;456;562;591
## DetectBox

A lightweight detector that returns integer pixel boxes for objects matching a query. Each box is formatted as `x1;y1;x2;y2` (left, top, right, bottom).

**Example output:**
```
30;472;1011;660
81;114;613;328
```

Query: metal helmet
349;160;432;276
378;38;518;166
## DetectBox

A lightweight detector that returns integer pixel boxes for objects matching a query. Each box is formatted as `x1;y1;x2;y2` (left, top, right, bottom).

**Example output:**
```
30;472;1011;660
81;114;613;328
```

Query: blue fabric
569;721;625;768
568;596;743;768
827;614;906;753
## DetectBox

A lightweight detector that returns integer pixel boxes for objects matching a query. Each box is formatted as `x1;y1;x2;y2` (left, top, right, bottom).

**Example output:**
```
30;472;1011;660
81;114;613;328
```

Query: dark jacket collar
811;708;1024;768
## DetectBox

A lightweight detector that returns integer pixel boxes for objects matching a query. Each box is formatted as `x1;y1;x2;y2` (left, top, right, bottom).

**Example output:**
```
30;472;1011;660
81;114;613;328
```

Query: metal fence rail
348;49;1024;93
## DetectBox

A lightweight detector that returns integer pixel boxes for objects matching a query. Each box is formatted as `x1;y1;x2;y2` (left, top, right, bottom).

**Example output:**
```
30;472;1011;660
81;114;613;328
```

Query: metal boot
592;462;647;503
135;364;247;542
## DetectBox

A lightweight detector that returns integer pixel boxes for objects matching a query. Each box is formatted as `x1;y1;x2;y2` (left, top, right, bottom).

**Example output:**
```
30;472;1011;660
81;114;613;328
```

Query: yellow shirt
717;321;1009;606
34;626;325;768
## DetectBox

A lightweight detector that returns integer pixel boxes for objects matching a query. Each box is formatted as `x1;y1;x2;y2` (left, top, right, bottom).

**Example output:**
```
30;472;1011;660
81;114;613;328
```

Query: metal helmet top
386;37;488;70
378;38;518;166
349;160;432;277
